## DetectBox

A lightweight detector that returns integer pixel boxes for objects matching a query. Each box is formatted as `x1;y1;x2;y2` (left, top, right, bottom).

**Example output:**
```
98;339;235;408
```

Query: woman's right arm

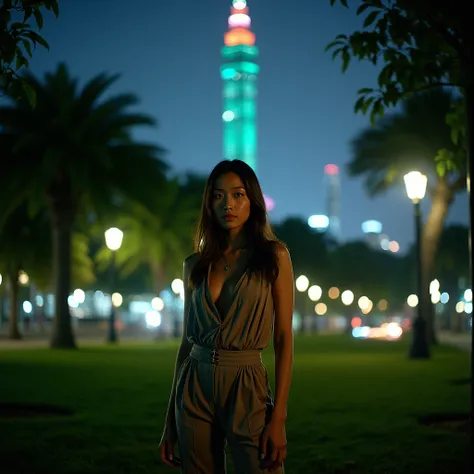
162;254;196;433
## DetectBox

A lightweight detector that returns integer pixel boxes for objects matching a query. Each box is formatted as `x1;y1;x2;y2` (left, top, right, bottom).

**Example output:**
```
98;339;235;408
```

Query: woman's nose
223;195;233;209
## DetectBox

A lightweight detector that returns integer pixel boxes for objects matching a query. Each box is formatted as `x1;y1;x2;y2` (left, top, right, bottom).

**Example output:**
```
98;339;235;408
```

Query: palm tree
348;89;466;344
0;204;50;339
0;62;167;348
93;175;205;294
0;202;96;340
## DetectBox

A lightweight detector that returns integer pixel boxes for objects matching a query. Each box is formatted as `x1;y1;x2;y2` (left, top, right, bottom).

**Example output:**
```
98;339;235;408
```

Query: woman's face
211;172;251;231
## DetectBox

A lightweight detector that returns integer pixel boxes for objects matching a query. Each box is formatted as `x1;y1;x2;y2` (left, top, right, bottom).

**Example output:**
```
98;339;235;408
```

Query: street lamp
295;275;311;333
403;171;430;359
171;278;184;338
105;227;123;343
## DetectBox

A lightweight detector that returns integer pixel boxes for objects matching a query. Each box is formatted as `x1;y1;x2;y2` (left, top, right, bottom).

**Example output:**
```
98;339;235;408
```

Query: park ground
0;335;471;474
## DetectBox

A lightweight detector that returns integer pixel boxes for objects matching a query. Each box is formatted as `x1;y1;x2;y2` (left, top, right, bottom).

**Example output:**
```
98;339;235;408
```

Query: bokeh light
308;285;322;302
315;303;327;315
341;290;354;306
295;275;309;292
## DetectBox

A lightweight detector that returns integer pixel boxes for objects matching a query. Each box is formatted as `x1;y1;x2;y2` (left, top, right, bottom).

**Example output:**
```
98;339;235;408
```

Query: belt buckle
211;349;219;365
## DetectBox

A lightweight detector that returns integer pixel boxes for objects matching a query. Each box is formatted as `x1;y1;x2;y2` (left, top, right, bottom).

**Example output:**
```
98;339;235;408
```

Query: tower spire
221;1;259;172
225;0;255;46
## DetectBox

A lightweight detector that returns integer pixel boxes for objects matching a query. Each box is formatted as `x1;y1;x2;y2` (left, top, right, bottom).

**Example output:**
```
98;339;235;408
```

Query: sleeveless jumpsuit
175;266;284;474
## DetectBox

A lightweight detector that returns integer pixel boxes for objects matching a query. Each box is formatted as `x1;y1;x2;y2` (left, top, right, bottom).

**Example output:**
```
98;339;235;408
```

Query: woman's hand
259;418;287;471
159;422;181;469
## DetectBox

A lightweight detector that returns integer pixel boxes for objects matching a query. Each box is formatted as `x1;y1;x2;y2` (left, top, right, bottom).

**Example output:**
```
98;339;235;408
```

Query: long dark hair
189;160;281;288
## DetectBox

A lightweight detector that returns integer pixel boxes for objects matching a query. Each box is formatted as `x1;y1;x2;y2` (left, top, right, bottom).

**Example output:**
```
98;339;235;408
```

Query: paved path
0;325;167;350
438;331;472;352
1;328;471;351
0;337;160;350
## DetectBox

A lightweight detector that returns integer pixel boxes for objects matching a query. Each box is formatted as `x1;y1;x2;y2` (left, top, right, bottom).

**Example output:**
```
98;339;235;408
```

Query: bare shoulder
272;241;291;262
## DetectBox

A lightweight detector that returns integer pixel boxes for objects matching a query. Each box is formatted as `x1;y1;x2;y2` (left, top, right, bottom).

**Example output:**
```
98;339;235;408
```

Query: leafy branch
326;0;468;124
0;0;59;106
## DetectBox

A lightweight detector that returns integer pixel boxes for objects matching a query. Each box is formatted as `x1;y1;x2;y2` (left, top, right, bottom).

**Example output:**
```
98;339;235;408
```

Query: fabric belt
190;344;262;366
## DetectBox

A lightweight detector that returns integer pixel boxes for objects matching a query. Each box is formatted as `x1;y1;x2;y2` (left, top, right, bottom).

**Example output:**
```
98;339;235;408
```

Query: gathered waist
190;344;262;366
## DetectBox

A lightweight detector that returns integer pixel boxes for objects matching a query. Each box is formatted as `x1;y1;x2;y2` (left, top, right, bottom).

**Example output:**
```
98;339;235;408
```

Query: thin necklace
222;247;247;272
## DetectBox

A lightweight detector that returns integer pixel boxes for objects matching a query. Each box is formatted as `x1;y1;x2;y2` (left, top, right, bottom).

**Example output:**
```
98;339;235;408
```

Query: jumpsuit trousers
175;268;284;473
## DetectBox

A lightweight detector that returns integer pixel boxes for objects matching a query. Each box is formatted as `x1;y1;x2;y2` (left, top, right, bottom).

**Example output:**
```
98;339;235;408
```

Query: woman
159;159;294;473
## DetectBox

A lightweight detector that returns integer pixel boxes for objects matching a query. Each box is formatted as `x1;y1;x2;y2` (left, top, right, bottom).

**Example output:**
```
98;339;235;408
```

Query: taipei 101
0;1;471;473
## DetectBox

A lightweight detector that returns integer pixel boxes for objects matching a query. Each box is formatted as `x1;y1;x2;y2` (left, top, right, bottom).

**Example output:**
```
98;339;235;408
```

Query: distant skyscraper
324;164;341;241
221;0;259;173
362;219;383;249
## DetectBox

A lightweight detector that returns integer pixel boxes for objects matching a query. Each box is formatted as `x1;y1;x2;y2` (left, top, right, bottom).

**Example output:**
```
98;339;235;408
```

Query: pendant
224;264;230;272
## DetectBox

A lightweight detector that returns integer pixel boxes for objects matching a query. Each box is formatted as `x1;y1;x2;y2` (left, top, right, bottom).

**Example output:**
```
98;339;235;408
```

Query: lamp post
104;227;123;343
171;278;184;338
404;171;430;359
295;275;310;333
0;274;4;328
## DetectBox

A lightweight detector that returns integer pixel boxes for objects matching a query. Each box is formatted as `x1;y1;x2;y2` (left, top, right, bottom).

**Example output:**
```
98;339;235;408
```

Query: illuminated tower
221;0;259;172
324;164;341;241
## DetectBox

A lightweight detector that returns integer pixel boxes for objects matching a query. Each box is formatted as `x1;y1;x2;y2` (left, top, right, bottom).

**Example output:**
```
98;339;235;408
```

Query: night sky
27;0;468;251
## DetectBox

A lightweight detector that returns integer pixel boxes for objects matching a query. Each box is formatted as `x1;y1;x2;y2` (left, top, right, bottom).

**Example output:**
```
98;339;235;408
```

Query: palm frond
86;94;143;127
78;72;121;110
348;89;459;196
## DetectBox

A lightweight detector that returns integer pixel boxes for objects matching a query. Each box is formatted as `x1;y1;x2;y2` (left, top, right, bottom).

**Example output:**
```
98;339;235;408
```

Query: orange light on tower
224;27;255;46
232;6;248;14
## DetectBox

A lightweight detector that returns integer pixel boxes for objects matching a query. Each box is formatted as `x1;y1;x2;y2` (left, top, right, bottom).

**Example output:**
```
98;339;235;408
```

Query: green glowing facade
221;0;259;173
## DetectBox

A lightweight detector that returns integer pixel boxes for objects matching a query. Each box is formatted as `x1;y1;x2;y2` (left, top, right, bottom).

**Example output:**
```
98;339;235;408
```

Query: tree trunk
344;312;353;335
0;285;5;329
48;188;76;349
150;261;167;295
8;270;21;340
464;64;473;462
420;181;452;345
444;276;459;331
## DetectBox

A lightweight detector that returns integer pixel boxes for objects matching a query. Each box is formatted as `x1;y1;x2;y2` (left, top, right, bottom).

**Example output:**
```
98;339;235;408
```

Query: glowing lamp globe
105;227;124;251
403;171;427;202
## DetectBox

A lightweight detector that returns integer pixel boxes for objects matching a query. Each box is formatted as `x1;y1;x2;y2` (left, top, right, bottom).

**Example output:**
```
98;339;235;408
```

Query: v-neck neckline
205;261;248;322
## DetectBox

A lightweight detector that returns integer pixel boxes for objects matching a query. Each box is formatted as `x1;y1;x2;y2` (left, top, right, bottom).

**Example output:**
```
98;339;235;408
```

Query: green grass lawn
0;335;470;474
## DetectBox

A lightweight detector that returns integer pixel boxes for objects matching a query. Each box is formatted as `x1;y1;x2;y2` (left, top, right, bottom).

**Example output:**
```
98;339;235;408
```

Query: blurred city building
324;164;341;241
362;220;400;253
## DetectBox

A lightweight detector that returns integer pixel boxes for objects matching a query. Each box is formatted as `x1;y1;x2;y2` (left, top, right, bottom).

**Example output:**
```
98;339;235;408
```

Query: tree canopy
327;0;470;121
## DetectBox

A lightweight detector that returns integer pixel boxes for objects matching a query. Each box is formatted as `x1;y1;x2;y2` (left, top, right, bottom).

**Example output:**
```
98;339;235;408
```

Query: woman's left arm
260;243;294;470
272;243;294;422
